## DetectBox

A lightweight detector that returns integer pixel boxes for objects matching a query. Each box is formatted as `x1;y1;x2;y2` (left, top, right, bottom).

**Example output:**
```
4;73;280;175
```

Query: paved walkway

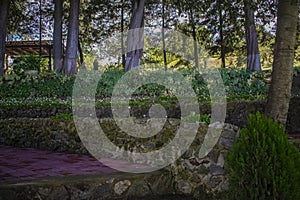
1;132;298;182
0;145;119;181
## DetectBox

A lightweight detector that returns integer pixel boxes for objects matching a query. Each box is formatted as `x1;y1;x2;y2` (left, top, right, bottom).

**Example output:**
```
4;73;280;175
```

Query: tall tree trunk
265;0;299;127
125;0;145;71
244;0;261;72
78;38;84;65
162;0;167;70
121;0;126;68
189;8;199;69
53;0;63;73
0;0;10;76
64;0;80;76
218;0;225;68
39;0;42;58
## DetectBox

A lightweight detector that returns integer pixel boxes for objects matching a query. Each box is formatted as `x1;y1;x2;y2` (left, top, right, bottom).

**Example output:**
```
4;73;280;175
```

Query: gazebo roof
5;40;53;57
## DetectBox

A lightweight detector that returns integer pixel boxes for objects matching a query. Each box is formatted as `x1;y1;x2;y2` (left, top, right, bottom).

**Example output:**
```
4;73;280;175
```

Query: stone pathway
0;145;120;181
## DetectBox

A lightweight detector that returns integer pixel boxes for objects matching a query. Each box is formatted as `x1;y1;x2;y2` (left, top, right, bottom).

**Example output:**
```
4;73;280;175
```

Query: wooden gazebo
5;40;53;70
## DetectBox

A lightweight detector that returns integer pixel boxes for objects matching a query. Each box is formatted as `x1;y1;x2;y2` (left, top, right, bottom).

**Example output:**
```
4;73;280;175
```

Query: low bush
12;55;47;74
218;68;268;97
0;71;75;98
227;112;300;199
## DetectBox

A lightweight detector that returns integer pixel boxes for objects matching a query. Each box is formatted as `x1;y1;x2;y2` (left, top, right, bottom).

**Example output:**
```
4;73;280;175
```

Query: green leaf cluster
50;113;73;120
11;55;48;75
219;68;268;98
0;71;75;98
181;112;211;124
227;112;300;200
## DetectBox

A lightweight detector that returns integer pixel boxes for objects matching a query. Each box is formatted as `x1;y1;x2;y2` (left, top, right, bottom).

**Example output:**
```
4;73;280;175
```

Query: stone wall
0;171;177;200
169;123;239;197
0;118;87;154
0;118;239;198
1;98;299;134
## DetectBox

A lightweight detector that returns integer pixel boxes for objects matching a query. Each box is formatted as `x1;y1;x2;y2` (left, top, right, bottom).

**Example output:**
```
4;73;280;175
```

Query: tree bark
53;0;63;73
39;0;42;58
78;38;84;65
189;8;199;69
218;0;225;68
265;0;299;127
162;0;167;70
244;0;261;72
125;0;145;71
64;0;80;76
0;0;10;76
121;0;126;68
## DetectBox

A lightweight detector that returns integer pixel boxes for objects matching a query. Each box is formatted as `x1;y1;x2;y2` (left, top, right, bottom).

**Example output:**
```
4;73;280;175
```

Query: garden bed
1;98;299;134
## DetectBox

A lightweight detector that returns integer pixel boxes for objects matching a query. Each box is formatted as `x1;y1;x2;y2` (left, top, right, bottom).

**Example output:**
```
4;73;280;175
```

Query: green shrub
0;71;75;98
12;55;47;74
219;68;268;97
227;113;300;200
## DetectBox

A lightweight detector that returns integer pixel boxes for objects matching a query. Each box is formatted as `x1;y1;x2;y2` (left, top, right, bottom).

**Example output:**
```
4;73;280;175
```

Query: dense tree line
0;0;280;74
0;0;299;127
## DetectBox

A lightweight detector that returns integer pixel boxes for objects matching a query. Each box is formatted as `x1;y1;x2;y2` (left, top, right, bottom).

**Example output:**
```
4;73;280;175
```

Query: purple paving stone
0;145;117;181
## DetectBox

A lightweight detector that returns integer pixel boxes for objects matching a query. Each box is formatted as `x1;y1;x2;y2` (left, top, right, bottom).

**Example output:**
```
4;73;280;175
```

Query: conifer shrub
227;112;300;200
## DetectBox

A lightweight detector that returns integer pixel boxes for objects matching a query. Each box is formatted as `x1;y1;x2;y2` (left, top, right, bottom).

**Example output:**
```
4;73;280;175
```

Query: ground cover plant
1;66;300;110
0;67;272;109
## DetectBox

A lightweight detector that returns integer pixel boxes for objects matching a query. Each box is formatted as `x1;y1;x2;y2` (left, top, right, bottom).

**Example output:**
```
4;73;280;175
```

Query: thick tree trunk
265;0;299;127
64;0;80;76
53;0;63;73
125;0;145;71
0;0;10;76
244;0;261;72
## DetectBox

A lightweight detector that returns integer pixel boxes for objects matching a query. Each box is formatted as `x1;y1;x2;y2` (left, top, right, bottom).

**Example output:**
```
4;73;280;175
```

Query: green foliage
0;97;71;109
50;113;73;120
0;68;270;104
182;112;211;124
293;66;300;77
0;71;75;98
219;68;268;98
96;69;125;97
227;113;300;200
11;55;48;74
